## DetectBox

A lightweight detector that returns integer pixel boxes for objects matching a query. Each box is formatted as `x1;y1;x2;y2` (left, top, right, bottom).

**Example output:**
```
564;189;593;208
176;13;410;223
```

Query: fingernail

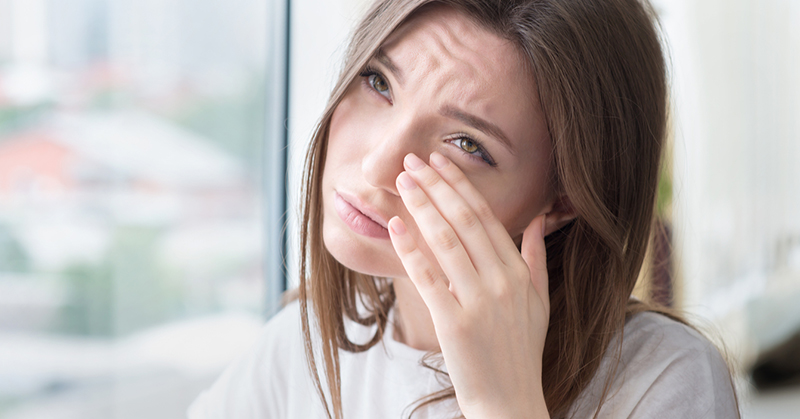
405;153;425;171
541;214;547;237
430;152;449;169
397;172;417;190
390;217;407;235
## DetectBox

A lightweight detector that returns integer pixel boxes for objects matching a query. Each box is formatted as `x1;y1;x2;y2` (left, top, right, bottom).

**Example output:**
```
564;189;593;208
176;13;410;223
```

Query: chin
322;220;405;278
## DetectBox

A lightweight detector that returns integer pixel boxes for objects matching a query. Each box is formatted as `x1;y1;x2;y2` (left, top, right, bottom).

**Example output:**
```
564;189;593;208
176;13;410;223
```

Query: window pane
0;0;278;417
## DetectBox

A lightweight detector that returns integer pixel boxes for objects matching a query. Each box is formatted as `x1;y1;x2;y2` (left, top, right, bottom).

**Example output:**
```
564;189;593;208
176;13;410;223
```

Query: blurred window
0;0;286;417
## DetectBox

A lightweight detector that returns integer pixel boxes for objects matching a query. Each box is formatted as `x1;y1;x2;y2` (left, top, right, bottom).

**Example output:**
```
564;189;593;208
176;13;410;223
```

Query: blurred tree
0;224;30;272
58;225;183;337
59;261;114;336
109;225;182;336
0;103;53;137
168;76;265;170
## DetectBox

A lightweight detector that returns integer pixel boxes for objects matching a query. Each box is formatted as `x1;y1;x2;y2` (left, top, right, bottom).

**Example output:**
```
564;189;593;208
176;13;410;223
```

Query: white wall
661;0;800;362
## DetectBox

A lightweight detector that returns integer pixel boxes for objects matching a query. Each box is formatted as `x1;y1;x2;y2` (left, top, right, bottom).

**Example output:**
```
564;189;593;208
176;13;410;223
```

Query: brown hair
288;0;724;418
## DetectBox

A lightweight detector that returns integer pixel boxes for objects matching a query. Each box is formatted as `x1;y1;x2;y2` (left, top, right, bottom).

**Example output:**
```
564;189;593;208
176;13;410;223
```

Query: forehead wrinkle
379;7;540;156
425;20;481;77
384;10;497;95
403;25;485;103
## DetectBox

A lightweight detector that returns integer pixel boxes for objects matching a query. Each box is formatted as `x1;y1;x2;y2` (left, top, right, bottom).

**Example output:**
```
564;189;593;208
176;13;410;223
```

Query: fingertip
388;216;407;236
396;171;418;190
522;214;550;300
521;214;548;263
429;151;450;169
524;214;546;240
540;214;547;237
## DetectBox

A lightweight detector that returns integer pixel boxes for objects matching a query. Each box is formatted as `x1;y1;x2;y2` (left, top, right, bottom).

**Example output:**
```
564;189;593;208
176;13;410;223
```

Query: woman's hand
388;152;551;419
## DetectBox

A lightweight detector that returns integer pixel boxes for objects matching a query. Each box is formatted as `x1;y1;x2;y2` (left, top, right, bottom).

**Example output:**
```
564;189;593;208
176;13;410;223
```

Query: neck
392;276;440;351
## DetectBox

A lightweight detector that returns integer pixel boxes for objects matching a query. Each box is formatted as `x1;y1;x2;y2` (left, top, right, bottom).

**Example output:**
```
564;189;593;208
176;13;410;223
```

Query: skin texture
321;5;573;417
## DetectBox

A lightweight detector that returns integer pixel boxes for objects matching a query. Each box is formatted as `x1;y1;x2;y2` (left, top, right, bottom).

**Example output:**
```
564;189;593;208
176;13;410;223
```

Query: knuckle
512;261;531;279
410;196;432;211
453;320;470;337
473;200;495;222
453;205;479;229
441;318;468;338
450;168;469;185
397;241;417;257
420;172;442;188
433;228;461;251
492;281;514;302
418;266;439;286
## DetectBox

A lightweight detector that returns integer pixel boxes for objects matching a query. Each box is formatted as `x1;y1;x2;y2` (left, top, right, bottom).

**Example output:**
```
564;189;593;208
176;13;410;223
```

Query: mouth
334;192;390;239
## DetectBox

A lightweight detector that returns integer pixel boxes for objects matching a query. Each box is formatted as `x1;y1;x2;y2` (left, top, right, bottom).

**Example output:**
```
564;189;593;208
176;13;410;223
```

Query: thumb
521;214;549;311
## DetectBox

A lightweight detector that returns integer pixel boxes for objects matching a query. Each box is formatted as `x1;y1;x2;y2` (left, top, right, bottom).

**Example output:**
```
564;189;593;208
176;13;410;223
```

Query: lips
334;192;390;239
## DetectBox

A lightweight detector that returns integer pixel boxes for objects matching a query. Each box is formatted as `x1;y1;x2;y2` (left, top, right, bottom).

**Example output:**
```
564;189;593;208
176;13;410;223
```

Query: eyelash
358;66;497;167
359;66;392;103
447;134;497;167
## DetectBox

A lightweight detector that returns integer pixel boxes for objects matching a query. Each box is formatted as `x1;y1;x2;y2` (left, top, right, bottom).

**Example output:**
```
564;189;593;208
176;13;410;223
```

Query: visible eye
370;74;389;93
455;138;479;154
359;67;392;102
449;135;496;167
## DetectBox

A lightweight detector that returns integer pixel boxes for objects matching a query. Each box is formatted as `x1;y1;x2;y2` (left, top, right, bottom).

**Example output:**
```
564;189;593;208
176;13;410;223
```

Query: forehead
383;6;526;82
377;6;543;156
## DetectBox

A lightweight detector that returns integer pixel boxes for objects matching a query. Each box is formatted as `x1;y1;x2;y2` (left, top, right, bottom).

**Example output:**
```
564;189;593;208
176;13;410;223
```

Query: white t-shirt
187;300;738;418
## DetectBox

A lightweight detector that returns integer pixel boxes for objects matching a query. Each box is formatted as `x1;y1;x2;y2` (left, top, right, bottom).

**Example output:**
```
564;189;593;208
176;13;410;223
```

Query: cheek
326;93;381;167
328;97;357;153
476;172;551;236
324;101;364;187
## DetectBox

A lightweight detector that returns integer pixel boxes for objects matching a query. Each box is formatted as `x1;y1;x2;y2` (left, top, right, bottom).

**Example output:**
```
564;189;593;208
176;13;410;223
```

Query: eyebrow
374;49;405;87
440;105;515;153
372;50;514;154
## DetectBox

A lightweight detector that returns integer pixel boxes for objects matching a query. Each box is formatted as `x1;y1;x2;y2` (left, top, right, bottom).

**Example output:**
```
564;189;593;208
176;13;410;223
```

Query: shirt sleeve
569;312;740;419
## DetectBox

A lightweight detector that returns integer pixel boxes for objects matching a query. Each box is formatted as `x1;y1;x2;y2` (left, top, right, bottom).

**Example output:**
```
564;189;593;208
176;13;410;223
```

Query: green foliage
0;224;29;272
87;87;130;110
108;225;183;336
166;75;266;170
59;262;114;336
0;103;53;137
57;225;184;337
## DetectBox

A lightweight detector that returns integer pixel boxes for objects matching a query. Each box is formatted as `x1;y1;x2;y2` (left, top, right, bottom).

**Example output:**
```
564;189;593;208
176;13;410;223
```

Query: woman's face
322;6;554;279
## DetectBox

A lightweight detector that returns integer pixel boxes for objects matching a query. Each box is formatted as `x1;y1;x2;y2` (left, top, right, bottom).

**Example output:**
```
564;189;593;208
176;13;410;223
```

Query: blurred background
0;0;285;417
0;0;797;418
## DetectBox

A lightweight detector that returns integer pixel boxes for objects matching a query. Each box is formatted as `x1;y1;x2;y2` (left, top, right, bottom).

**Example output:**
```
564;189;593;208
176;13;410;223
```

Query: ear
512;193;577;249
543;193;576;236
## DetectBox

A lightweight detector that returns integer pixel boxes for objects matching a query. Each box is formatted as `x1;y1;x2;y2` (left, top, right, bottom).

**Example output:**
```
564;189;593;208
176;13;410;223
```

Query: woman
189;0;740;418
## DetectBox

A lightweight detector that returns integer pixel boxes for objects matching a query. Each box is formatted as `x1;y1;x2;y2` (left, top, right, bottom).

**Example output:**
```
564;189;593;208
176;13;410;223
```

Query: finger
427;152;521;264
402;153;504;277
395;170;483;294
388;216;462;319
520;214;550;313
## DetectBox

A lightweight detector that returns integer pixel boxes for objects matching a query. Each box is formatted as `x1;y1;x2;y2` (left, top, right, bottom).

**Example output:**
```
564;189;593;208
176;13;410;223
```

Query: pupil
374;76;387;91
462;140;478;153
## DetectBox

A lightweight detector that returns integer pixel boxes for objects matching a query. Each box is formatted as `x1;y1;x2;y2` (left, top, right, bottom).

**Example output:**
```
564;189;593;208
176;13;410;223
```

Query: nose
361;119;425;196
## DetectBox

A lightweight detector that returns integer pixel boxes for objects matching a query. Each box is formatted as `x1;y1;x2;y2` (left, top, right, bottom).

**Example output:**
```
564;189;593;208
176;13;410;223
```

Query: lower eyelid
446;140;492;165
361;77;392;103
360;78;379;96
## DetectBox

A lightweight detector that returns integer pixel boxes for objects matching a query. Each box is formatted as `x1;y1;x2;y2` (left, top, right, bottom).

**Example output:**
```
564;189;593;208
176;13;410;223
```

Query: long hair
293;0;677;417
